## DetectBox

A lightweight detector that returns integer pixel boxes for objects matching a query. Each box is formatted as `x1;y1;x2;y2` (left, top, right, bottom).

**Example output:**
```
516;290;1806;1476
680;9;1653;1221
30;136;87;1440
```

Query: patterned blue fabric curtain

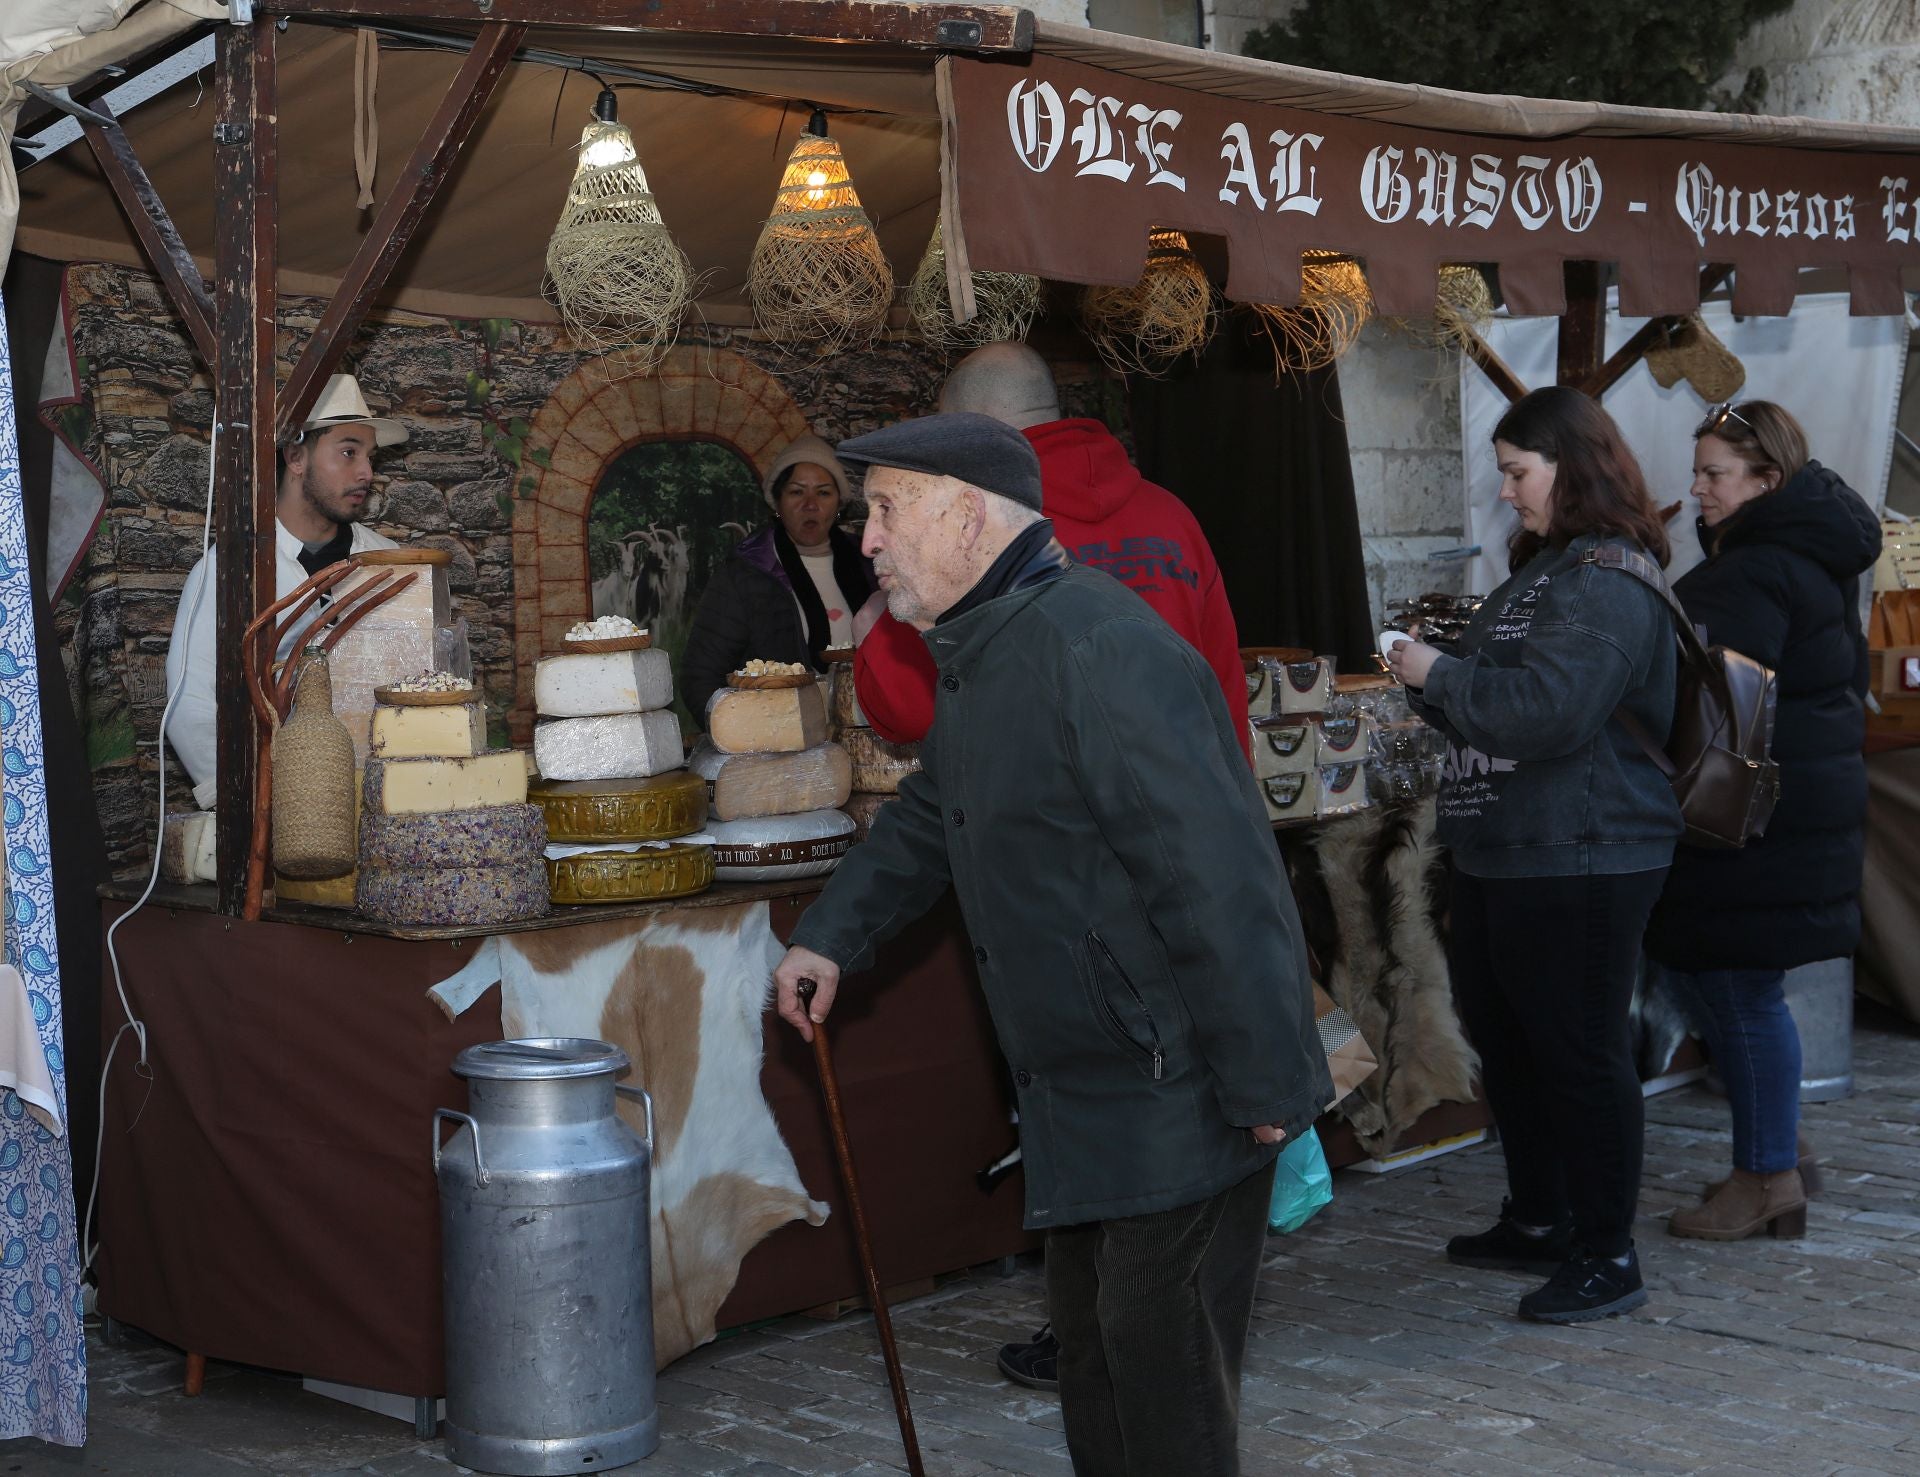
0;287;88;1444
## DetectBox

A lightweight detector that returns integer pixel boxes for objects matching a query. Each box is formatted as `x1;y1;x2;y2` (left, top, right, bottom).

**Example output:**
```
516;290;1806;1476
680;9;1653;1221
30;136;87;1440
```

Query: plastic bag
1266;1126;1333;1234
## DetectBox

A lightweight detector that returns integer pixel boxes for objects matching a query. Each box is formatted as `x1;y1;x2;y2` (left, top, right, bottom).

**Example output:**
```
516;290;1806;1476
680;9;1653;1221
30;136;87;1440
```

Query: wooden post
1556;261;1606;390
212;22;278;916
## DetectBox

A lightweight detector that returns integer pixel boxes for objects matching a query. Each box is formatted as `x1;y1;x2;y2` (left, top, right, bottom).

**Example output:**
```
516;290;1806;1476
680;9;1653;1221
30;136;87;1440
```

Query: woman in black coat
681;433;877;724
1646;401;1881;1243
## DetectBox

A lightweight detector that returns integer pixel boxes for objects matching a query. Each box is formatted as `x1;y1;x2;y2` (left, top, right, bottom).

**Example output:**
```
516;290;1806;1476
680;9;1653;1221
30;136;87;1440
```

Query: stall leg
414;1397;437;1439
184;1351;205;1396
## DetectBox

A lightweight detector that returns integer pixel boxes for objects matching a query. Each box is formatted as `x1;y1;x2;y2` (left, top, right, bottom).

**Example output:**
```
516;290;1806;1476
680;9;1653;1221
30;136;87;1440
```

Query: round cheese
840;728;920;795
545;841;715;905
359;803;548;869
705;809;856;881
356;858;551;927
528;770;708;843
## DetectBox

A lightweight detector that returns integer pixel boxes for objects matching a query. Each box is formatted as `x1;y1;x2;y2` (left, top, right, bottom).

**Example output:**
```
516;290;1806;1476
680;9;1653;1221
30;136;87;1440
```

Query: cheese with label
360;803;548;869
159;811;217;884
533;710;684;783
1312;714;1375;766
706;809;856;881
528;770;707;842
1277;657;1334;715
363;750;529;815
1252;719;1315;780
1261;770;1316;822
534;648;673;718
690;740;853;822
1318;761;1372;817
546;841;714;905
707;682;829;755
370;701;486;758
840;727;920;794
357;858;551;926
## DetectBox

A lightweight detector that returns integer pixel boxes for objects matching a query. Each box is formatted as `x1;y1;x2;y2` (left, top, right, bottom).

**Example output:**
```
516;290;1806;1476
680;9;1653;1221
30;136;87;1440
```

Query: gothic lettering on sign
1128;103;1186;190
1675;162;1858;247
1362;145;1413;224
1462;154;1507;229
1218;122;1267;208
1007;80;1067;174
1512;156;1554;232
1270;129;1325;216
1883;176;1912;245
1070;88;1136;182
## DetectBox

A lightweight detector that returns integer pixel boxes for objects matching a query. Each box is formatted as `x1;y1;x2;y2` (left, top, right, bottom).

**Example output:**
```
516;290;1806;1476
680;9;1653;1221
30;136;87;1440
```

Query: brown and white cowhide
427;900;828;1367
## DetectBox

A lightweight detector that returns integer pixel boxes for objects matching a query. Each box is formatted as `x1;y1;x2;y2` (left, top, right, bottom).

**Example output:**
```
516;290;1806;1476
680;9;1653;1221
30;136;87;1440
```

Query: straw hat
299;373;408;447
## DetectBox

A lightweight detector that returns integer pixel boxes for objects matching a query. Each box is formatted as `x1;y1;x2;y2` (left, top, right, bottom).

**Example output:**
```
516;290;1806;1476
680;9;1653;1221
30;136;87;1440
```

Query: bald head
938;343;1061;430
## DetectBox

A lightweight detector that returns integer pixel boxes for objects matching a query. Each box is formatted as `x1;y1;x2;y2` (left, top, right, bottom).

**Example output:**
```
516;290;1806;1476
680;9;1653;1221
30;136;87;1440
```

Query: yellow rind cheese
370;701;486;758
709;682;829;755
363;750;529;815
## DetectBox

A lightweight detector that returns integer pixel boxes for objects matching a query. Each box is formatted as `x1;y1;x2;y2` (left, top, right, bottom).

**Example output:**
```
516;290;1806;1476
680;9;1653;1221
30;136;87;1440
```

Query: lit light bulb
580;125;637;171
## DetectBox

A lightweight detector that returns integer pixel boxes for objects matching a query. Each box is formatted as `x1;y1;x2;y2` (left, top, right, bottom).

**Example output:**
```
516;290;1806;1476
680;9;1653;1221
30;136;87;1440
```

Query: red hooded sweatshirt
854;418;1250;760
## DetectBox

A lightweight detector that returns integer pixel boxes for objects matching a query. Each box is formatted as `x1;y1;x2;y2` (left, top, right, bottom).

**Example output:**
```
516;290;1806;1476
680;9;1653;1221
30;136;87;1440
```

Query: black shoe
1446;1200;1577;1273
995;1324;1059;1391
1518;1246;1648;1324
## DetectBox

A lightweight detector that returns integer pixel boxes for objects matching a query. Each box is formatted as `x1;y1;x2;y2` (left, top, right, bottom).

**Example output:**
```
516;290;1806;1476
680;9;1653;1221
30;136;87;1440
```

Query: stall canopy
11;7;1920;322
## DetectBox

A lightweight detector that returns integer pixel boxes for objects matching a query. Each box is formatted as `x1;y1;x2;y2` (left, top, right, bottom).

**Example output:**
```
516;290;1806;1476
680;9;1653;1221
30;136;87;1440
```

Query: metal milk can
435;1038;657;1475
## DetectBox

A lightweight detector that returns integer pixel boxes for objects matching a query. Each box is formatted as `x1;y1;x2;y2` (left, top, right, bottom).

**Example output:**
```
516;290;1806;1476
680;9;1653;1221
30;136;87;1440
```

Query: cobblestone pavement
5;1011;1916;1476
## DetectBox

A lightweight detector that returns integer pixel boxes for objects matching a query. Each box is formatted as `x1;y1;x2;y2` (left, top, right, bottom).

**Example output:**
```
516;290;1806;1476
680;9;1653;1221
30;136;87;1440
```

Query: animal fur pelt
1631;958;1697;1080
1297;800;1479;1154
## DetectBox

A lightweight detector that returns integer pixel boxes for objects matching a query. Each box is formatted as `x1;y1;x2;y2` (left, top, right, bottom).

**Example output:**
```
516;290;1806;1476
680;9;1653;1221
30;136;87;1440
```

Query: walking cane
797;979;925;1477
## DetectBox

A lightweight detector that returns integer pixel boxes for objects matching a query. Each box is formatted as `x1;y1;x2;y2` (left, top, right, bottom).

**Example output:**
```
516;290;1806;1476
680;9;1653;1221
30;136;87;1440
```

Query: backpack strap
1581;544;1688;779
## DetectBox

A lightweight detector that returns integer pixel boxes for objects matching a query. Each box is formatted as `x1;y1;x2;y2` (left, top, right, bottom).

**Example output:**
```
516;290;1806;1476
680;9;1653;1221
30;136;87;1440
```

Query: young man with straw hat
163;373;407;808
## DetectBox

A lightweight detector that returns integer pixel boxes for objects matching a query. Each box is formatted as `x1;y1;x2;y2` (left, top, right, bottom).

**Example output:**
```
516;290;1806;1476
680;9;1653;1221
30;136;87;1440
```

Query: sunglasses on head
1695;402;1753;438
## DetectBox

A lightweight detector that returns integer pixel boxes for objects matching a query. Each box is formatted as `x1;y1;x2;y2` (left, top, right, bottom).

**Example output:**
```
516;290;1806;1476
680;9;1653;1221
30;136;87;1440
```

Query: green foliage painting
586;439;767;727
1244;0;1795;113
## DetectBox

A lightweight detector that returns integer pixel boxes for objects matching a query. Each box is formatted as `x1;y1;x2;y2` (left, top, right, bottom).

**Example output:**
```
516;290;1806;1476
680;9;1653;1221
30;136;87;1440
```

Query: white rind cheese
839;727;920;794
159;811;217;884
705;809;855;881
534;710;685;782
690;740;853;822
370;701;486;758
363;750;529;815
707;682;829;755
534;648;673;718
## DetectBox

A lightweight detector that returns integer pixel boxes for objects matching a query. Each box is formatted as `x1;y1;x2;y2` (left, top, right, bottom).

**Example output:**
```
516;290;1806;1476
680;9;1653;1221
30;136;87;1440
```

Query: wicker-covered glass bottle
271;646;358;879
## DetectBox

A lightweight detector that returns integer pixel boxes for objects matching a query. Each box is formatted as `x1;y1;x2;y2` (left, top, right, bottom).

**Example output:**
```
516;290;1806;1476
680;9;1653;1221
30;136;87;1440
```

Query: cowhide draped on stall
429;901;828;1367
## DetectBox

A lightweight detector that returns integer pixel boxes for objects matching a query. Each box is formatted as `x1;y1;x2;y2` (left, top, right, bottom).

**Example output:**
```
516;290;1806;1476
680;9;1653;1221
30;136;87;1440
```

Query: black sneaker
1518;1246;1648;1324
1446;1200;1577;1273
995;1324;1059;1391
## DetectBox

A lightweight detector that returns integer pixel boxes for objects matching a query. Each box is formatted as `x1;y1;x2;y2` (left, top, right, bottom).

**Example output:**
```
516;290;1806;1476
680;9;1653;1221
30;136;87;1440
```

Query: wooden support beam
212;22;279;916
1582;265;1736;400
277;21;525;437
264;0;1034;52
1460;325;1529;406
1556;261;1606;390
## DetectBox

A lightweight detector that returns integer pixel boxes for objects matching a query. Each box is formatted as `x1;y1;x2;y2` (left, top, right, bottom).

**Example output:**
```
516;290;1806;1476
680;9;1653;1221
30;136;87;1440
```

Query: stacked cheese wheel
691;672;857;881
825;654;921;843
529;647;713;903
354;691;550;927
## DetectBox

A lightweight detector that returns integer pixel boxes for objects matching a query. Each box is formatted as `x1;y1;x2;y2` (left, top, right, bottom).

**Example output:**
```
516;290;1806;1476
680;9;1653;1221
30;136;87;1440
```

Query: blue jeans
1665;967;1801;1174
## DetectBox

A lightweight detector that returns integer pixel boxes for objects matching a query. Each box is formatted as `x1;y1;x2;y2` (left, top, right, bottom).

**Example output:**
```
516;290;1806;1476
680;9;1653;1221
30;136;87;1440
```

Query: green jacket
791;563;1330;1228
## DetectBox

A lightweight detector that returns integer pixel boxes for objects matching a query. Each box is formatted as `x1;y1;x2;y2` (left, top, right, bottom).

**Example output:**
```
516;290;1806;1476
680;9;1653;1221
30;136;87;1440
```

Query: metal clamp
614;1084;655;1155
433;1108;489;1185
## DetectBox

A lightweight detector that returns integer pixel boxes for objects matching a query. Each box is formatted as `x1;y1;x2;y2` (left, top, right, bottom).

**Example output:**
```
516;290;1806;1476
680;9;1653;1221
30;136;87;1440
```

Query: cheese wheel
534;647;674;718
706;809;855;881
840;727;920;795
546;842;714;905
708;682;829;755
274;871;357;909
533;710;685;783
359;803;548;870
363;750;529;815
840;790;896;843
160;811;217;884
528;771;707;843
690;740;852;822
356;858;551;926
370;701;486;758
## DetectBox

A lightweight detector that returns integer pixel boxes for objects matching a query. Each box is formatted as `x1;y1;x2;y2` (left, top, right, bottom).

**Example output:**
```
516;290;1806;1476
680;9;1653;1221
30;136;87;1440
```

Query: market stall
7;0;1920;1430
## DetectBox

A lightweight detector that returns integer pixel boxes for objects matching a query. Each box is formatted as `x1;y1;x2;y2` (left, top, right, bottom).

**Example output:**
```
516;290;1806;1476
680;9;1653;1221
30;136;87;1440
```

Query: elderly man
774;412;1328;1477
164;373;405;807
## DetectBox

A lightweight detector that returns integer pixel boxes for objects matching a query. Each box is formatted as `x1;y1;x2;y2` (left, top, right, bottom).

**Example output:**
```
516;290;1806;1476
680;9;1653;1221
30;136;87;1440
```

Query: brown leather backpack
1586;545;1780;850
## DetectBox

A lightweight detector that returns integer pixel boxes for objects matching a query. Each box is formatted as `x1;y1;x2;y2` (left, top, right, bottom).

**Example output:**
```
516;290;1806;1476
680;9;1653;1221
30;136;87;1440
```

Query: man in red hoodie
851;344;1251;1391
853;343;1249;762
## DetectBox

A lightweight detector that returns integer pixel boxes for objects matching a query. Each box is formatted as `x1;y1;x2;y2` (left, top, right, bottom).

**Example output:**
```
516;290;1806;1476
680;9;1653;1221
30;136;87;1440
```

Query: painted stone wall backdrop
54;263;949;873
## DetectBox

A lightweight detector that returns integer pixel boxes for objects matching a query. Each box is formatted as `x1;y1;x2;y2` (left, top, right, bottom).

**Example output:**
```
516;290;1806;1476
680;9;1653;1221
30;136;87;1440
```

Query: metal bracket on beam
937;19;985;45
19;82;116;129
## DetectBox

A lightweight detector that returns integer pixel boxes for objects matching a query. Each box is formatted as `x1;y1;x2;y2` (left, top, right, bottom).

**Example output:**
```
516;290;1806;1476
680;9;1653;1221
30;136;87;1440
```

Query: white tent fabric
1460;295;1907;600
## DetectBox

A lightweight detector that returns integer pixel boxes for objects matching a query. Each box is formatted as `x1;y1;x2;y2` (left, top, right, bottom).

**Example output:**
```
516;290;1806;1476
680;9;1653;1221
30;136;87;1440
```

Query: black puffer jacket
1646;461;1882;971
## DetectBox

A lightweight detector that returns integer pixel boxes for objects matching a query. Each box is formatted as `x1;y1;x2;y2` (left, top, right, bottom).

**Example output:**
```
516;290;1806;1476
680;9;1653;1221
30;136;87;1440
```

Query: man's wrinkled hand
1251;1124;1290;1146
774;946;841;1044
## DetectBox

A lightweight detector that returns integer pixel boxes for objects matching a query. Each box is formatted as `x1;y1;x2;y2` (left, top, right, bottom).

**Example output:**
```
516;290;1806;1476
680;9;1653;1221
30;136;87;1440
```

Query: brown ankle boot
1670;1169;1807;1241
1703;1133;1821;1200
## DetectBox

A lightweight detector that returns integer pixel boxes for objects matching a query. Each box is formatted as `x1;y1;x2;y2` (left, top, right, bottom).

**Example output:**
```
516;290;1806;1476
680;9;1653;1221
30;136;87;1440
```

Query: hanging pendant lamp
1080;228;1217;378
1248;250;1374;375
908;209;1043;349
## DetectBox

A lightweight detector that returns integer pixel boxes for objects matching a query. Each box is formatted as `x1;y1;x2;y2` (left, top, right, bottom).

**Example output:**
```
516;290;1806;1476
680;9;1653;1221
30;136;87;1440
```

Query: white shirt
163;518;398;808
798;550;854;650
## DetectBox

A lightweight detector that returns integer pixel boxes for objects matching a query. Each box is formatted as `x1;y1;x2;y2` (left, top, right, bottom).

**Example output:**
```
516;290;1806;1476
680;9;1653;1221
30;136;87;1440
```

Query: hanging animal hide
1296;801;1479;1154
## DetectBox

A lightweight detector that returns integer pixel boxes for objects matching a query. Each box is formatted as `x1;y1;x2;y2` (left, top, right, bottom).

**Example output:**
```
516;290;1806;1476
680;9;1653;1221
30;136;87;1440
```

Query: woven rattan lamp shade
1248;250;1374;374
1081;228;1217;377
747;123;895;353
908;211;1043;348
544;116;693;370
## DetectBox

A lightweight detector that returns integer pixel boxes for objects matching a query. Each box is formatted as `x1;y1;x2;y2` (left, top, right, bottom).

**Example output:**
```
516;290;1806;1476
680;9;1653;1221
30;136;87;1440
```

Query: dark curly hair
1494;386;1670;572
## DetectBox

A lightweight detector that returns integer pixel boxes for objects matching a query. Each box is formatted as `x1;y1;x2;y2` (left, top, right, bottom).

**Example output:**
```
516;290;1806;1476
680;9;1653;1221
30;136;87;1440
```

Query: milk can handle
614;1083;655;1153
433;1108;489;1185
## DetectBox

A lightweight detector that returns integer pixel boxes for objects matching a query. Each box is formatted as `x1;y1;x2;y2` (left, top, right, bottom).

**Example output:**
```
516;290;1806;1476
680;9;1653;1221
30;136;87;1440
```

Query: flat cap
836;412;1043;511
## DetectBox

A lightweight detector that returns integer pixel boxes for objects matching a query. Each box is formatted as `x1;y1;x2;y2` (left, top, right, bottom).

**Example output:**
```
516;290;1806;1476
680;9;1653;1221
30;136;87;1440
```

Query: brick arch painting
510;347;812;740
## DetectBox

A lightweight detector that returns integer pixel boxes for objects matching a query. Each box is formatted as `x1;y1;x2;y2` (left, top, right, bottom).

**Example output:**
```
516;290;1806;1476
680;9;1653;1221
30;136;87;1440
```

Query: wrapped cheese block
528;771;707;843
1262;770;1315;822
1252;719;1315;781
360;802;548;870
690;740;852;822
533;710;684;783
1313;714;1374;766
1277;657;1334;715
1319;761;1372;817
706;809;856;881
370;701;486;758
707;681;829;755
535;648;673;718
159;811;217;884
840;790;896;843
357;859;551;927
840;727;920;795
546;841;714;905
363;750;529;815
